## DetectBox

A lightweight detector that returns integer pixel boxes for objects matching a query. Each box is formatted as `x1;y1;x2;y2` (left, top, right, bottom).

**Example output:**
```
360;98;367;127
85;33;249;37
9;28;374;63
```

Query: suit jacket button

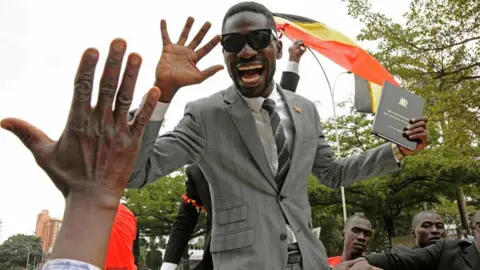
279;195;286;201
280;233;288;241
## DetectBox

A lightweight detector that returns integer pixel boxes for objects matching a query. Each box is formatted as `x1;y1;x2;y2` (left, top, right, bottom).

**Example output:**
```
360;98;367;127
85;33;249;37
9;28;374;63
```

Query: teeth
238;64;263;71
241;74;260;83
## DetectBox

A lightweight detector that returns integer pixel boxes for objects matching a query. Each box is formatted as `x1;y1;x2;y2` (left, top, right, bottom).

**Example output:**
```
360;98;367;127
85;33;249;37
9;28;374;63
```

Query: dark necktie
262;99;291;189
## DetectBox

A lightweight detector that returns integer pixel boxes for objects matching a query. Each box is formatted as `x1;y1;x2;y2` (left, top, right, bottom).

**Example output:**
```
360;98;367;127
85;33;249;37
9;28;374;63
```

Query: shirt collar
242;83;279;113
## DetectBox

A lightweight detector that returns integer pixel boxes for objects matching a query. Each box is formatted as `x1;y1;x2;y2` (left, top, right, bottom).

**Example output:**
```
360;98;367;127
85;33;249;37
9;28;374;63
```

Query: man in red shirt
104;203;137;270
328;214;372;268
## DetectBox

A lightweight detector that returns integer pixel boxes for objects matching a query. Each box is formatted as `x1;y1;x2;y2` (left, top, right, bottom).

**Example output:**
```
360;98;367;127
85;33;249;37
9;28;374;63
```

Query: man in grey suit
128;2;429;269
161;41;305;270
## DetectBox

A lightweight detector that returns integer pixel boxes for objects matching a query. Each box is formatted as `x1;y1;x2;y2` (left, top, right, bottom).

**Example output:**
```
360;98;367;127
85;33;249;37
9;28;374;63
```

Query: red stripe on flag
277;23;399;87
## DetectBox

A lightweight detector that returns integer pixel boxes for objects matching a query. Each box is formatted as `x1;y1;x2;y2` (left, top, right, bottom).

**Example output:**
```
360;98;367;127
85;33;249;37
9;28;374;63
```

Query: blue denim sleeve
41;259;101;270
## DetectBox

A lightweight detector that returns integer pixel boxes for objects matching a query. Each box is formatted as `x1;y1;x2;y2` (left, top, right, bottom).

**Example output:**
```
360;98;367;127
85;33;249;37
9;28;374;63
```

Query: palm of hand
154;17;223;100
156;44;203;89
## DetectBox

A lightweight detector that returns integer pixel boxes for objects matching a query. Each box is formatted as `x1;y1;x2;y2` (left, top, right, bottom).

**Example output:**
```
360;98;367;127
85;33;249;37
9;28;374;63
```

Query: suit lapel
277;85;303;194
462;244;480;269
224;86;278;192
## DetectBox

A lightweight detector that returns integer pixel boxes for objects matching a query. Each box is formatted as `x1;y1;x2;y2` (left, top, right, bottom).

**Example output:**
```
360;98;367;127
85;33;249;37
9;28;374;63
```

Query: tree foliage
308;98;479;252
124;169;207;239
0;234;43;270
339;0;480;236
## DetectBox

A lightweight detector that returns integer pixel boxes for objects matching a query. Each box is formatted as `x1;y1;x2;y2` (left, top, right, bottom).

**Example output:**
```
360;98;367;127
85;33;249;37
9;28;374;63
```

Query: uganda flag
273;13;399;113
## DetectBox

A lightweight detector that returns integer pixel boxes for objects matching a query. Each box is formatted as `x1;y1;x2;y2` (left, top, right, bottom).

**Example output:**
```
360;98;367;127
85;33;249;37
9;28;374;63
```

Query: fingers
95;38;127;114
113;53;143;126
410;116;428;124
200;65;224;81
160;19;172;46
1;118;52;155
177;17;194;45
130;87;161;138
406;129;427;141
187;21;212;50
294;39;304;48
70;48;99;131
404;117;427;141
195;34;221;61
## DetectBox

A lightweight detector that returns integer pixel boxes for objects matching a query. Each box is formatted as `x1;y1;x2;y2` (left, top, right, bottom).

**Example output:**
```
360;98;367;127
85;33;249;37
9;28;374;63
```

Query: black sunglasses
221;29;277;53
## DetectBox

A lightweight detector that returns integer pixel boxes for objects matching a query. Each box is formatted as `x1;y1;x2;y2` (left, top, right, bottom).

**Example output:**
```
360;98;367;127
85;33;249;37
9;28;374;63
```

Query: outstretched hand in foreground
1;38;160;268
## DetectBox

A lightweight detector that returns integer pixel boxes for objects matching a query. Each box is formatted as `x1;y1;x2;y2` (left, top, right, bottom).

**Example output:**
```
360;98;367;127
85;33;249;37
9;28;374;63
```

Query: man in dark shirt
334;211;480;269
390;210;447;253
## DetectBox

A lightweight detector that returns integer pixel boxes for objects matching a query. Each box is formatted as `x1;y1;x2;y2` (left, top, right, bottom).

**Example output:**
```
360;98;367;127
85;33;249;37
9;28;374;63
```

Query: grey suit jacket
128;85;400;270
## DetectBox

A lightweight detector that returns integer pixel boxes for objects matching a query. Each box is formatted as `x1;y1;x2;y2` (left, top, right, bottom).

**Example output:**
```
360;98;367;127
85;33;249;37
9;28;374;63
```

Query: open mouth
237;64;264;86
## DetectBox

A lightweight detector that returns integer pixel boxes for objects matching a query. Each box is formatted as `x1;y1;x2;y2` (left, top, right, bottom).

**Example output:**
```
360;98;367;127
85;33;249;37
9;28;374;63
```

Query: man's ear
410;229;415;238
341;230;345;240
276;39;283;59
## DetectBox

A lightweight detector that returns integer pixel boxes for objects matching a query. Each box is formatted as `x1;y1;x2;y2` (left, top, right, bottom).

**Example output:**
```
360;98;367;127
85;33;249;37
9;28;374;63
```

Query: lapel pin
294;106;301;113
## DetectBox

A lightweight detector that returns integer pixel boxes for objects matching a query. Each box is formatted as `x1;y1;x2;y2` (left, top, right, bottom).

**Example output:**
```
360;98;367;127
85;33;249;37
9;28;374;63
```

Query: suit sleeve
310;104;400;188
163;177;201;264
127;102;207;188
280;61;300;93
364;241;444;269
280;72;300;93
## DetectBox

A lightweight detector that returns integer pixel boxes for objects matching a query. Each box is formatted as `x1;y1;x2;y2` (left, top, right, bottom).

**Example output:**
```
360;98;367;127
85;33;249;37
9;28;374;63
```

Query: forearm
50;194;118;268
128;102;206;188
365;241;441;270
313;142;400;188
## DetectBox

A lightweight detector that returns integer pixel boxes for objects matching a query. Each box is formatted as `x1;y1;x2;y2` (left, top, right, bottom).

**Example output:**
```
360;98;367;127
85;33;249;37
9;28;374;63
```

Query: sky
0;0;410;243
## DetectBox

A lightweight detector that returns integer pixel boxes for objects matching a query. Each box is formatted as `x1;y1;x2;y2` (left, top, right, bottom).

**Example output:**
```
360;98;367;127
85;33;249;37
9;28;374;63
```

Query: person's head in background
342;214;373;261
411;210;447;248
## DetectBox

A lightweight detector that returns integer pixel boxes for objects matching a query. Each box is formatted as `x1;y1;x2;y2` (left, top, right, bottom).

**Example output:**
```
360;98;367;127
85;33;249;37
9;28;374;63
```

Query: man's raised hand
155;17;224;103
1;38;160;209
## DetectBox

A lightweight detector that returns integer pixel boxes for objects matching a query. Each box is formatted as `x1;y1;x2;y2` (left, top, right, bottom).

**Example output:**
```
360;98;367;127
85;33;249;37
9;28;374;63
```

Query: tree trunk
456;185;471;235
383;214;396;248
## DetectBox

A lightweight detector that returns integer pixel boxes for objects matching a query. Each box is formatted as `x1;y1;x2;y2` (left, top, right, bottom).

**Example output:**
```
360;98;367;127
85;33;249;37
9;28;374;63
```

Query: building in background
35;210;62;252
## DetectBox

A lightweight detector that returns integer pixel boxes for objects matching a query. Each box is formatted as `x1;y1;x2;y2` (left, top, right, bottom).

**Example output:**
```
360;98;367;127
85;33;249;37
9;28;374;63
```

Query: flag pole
306;47;348;223
279;30;348;223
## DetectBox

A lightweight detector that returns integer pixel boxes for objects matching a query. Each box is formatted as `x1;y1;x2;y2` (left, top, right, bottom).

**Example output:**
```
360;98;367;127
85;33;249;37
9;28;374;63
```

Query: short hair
344;214;371;230
411;210;442;228
222;1;276;32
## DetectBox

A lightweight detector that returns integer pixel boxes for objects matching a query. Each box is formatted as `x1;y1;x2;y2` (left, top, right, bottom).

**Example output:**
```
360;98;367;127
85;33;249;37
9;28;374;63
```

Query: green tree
343;0;480;233
308;101;479;249
124;168;207;238
0;234;43;270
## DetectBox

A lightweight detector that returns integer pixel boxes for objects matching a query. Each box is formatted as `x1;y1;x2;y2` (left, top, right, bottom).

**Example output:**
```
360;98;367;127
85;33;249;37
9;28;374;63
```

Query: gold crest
398;97;408;108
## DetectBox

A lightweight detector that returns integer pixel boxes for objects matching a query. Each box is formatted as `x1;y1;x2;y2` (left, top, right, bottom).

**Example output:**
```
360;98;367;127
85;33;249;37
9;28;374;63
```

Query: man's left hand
288;40;306;63
399;116;428;155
